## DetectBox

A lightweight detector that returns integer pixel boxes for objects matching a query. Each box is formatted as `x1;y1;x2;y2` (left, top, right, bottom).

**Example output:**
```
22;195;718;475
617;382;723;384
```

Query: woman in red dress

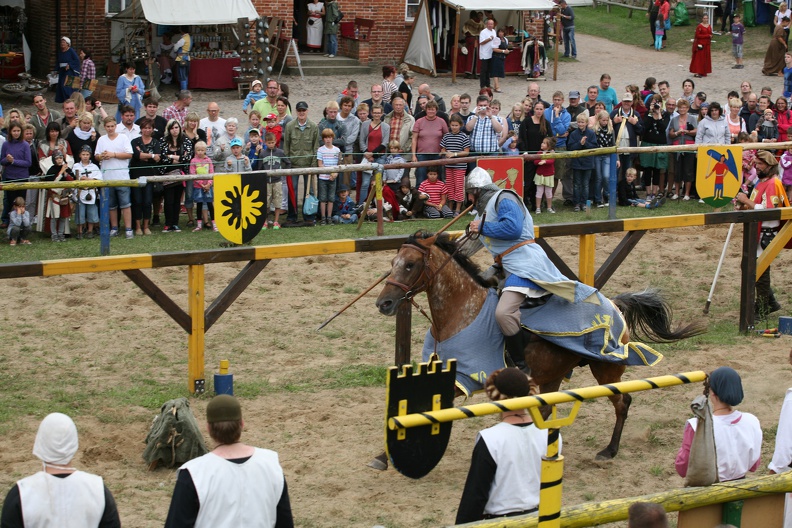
689;14;712;78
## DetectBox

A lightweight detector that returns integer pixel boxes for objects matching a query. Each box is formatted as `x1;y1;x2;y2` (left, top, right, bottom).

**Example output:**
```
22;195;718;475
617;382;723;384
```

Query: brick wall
252;0;411;64
27;0;425;77
27;0;112;77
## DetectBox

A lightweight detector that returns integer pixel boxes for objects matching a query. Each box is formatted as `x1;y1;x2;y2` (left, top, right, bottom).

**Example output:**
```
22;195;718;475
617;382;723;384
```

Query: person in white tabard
769;349;792;528
675;366;762;482
0;412;121;527
455;368;559;524
164;394;294;528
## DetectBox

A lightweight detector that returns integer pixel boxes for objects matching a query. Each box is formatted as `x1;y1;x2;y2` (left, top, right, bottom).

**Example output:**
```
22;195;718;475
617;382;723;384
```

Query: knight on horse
465;167;657;374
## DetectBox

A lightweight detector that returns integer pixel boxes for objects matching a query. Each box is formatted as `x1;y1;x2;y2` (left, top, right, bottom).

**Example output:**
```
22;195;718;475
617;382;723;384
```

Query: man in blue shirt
597;73;619;113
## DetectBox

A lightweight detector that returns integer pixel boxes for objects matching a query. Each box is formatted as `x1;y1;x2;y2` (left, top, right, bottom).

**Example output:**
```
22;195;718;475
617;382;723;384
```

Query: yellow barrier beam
453;472;792;527
388;371;706;431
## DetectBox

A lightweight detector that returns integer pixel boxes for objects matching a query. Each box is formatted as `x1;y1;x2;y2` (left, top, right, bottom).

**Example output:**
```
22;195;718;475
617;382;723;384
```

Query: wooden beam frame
205;260;270;331
594;231;647;290
535;239;578;281
122;269;191;333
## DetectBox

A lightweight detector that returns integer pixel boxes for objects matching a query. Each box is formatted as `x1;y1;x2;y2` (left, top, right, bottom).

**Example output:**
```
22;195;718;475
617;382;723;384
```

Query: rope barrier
4;141;789;191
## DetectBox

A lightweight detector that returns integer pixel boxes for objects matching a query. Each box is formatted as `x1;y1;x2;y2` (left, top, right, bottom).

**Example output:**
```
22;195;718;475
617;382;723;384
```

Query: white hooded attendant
0;412;121;527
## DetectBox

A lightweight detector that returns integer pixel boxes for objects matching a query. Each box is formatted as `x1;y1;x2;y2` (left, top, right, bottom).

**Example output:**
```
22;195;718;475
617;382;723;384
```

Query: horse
375;231;706;461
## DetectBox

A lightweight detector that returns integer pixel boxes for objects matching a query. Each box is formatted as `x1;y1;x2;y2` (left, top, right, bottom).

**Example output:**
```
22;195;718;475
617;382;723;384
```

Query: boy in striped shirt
418;166;454;218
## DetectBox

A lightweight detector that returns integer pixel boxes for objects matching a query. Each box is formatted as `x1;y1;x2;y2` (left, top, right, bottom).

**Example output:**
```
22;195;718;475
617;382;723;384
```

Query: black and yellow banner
215;174;267;244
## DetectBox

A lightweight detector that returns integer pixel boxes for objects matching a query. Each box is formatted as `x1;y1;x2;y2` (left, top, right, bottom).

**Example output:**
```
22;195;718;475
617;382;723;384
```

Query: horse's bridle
384;242;435;302
385;234;473;308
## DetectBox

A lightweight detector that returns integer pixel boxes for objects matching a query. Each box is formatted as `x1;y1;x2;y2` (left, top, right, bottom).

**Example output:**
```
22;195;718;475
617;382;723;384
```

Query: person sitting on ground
418;166;454;218
396;176;422;219
0;413;121;526
627;502;668;528
6;196;31;246
331;184;358;224
455;368;554;523
164;395;293;528
675;366;762;482
618;167;665;208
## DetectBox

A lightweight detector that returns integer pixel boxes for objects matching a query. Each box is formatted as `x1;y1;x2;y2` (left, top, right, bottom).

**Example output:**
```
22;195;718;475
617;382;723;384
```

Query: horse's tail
613;288;707;343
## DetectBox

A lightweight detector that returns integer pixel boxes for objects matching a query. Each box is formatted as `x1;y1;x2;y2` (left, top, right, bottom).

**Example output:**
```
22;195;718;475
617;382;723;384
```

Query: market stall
402;0;555;81
112;0;257;90
0;0;27;81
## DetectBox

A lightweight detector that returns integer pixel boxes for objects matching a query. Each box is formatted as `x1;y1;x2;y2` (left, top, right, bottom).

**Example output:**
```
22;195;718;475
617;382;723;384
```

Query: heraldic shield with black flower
215;174;268;244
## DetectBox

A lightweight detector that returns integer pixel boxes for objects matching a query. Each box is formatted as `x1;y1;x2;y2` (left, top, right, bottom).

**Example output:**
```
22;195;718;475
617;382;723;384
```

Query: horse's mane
406;231;492;289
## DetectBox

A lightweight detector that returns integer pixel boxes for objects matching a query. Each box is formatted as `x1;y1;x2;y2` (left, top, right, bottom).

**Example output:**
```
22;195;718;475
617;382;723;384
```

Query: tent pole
452;7;461;83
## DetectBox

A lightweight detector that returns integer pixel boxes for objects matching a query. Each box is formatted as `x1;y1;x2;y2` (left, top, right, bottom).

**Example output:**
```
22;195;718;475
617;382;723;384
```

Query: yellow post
375;169;384;236
188;264;205;394
538;429;563;528
578;234;595;286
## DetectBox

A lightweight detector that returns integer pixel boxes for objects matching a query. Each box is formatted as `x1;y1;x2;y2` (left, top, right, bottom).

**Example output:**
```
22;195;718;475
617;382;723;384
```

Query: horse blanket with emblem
422;289;663;396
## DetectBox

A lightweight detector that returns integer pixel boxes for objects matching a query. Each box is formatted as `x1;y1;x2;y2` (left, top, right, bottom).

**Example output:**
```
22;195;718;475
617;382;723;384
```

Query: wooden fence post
188;264;206;394
579;234;596;286
739;221;758;333
395;302;412;367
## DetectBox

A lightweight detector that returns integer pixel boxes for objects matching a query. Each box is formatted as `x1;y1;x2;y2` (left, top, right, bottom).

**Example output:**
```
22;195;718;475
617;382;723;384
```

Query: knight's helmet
465;167;493;192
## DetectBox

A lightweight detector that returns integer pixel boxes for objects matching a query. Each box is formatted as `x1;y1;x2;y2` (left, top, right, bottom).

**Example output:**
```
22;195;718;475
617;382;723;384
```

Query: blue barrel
214;373;234;395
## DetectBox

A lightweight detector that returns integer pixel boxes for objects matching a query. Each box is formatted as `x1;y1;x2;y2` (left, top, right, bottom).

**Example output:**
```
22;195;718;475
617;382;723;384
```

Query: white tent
113;0;258;25
403;0;555;81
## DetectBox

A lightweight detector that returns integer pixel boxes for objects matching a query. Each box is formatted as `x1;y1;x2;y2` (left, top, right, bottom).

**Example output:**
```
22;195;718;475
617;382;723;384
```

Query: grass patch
281;364;388;393
575;5;770;59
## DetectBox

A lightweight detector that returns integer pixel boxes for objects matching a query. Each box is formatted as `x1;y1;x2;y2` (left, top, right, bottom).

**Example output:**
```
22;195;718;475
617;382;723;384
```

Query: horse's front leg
589;363;630;460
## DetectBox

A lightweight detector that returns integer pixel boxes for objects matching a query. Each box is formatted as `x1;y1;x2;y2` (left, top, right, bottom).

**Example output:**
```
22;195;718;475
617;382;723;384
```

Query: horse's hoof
367;456;388;471
595;449;615;461
367;452;388;471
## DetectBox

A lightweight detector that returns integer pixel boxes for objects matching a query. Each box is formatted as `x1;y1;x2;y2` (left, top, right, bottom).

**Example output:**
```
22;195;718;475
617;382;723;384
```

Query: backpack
143;398;209;470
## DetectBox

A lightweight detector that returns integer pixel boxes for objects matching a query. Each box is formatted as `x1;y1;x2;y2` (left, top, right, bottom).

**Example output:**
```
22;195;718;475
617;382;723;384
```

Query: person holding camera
640;94;670;201
466;96;504;160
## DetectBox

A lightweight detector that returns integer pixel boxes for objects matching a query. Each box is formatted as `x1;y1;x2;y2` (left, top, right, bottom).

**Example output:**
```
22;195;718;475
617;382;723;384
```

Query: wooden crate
93;84;117;104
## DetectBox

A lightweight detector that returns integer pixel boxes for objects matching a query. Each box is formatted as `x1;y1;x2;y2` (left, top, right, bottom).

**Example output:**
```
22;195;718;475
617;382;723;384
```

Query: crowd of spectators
4;43;792;240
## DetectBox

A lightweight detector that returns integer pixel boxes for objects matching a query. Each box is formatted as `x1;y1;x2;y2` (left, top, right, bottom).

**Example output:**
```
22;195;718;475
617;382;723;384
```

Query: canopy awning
113;0;259;25
444;0;556;11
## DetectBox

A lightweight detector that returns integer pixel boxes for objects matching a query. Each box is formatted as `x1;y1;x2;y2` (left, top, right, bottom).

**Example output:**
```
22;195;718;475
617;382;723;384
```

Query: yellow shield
696;146;742;207
214;174;267;244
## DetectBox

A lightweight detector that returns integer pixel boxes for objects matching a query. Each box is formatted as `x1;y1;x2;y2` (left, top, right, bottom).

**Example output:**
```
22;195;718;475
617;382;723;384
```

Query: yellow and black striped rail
388;371;707;431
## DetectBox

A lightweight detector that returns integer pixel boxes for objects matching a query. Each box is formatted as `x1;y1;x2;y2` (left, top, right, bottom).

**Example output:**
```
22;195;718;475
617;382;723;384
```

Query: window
106;0;128;16
406;0;420;21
